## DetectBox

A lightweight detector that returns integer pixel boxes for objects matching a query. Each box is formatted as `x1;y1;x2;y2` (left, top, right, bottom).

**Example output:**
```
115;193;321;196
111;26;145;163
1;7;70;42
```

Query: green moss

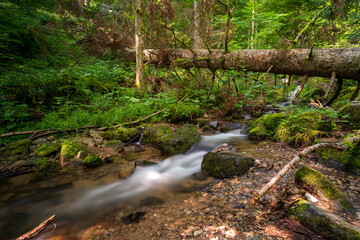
35;143;61;157
83;154;104;168
339;101;360;128
104;140;123;147
249;113;286;140
201;152;254;178
143;124;173;144
101;127;138;142
295;166;356;214
4;139;33;156
32;159;61;181
60;140;86;162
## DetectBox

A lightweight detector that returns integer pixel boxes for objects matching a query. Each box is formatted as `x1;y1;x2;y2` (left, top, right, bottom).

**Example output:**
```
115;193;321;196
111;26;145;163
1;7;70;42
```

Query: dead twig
17;215;56;240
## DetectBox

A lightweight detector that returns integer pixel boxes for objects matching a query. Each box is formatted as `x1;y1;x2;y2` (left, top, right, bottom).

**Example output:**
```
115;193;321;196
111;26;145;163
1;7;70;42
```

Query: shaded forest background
1;0;360;142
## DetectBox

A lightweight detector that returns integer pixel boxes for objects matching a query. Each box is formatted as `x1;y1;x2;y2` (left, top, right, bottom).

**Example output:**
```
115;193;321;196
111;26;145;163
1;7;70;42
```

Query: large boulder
248;113;286;140
201;152;254;178
295;166;357;214
142;124;173;143
339;101;360;128
154;124;200;156
289;199;360;240
60;140;87;165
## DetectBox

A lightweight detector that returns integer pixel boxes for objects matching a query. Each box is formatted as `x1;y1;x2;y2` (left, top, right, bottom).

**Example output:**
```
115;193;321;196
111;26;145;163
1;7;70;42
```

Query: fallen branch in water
16;214;56;240
251;135;360;204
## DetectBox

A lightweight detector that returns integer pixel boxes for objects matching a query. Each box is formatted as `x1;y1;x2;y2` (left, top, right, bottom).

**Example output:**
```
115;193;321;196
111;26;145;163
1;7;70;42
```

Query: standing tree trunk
194;0;202;50
250;0;256;49
135;0;144;94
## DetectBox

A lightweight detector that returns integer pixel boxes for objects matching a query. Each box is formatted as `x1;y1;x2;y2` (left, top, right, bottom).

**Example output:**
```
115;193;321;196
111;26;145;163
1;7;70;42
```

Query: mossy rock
333;86;356;108
339;101;360;128
299;87;325;103
101;127;139;142
142;124;173;144
4;139;33;156
83;154;104;168
248;113;286;140
295;166;357;214
317;144;360;175
35;143;61;157
32;160;61;181
289;199;360;240
274;111;334;146
201;152;254;178
155;124;200;156
60;140;87;165
104;140;124;148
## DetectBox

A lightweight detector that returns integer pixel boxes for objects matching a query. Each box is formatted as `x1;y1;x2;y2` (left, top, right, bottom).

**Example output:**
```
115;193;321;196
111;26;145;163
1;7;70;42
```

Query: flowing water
0;128;255;239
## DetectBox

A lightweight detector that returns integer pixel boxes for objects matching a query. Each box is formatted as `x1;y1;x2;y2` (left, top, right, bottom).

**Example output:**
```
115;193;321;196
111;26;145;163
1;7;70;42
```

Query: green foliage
32;157;61;181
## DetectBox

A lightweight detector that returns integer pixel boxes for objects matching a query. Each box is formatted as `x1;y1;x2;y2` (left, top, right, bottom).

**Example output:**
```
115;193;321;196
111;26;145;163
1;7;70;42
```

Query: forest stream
0;128;259;240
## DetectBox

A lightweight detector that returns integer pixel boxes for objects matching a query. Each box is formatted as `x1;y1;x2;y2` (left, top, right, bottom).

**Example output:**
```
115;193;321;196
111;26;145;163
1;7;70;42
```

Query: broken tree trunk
292;75;309;104
326;78;343;106
324;72;336;100
125;48;360;80
252;135;360;203
350;80;360;101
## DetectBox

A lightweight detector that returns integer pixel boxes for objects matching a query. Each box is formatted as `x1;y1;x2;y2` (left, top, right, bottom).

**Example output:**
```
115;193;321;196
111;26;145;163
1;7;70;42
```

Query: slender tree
135;0;144;94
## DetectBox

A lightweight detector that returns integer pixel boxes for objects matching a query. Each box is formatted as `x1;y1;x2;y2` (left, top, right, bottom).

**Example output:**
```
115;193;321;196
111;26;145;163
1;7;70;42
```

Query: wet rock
140;196;164;206
83;154;104;168
89;130;103;145
141;160;158;166
101;127;138;142
154;124;200;156
104;156;113;164
68;159;83;167
123;144;143;152
211;143;233;153
295;166;357;214
118;162;136;179
192;172;208;181
121;211;146;224
289;200;360;239
209;121;218;128
60;140;87;165
32;160;61;181
201;152;254;178
220;123;244;132
104;140;124;148
34;138;47;144
35;143;61;157
202;124;217;133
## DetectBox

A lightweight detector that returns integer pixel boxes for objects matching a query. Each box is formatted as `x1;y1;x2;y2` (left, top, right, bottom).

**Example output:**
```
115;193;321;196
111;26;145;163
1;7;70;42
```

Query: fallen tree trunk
125;48;360;80
17;215;55;240
252;135;360;203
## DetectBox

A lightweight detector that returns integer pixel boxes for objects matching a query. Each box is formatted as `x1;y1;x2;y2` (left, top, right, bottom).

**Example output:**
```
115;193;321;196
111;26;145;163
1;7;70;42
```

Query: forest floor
56;141;360;240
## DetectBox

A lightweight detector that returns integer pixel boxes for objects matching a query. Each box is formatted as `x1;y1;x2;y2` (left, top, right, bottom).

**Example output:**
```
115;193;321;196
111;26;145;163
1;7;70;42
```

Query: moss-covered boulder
201;152;254;178
154;124;200;156
32;159;61;181
317;144;360;175
333;86;356;108
248;113;286;140
289;199;360;240
295;166;357;214
339;101;360;128
118;162;136;179
4;139;33;156
35;143;61;157
274;111;335;146
142;124;173;144
83;154;104;168
101;127;139;142
60;140;87;165
299;87;325;103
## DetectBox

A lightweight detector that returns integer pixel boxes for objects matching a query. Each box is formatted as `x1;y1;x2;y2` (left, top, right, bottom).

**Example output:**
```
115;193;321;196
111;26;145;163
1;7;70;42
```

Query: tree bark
326;78;343;106
324;72;336;100
135;0;144;93
17;215;56;240
125;48;360;80
193;0;202;50
350;80;360;101
292;75;309;104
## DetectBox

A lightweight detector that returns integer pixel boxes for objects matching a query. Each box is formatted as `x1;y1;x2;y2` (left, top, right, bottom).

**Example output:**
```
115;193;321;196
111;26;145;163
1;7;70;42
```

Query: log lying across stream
126;48;360;80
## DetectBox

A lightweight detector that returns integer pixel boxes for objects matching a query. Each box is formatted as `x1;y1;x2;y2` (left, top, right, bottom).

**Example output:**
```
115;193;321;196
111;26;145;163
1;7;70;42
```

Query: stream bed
0;128;261;239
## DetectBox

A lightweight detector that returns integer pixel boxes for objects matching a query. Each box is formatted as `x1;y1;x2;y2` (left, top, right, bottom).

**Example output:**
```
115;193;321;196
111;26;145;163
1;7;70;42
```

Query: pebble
193;230;203;237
